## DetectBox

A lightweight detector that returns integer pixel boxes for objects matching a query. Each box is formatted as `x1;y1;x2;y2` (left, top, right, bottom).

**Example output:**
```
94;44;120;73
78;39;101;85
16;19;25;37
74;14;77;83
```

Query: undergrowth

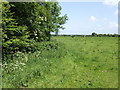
2;39;67;88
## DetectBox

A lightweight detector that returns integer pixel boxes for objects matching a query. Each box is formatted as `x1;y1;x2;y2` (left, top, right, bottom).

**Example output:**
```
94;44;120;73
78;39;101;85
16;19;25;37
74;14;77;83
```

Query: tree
2;2;30;56
10;2;46;41
2;1;68;57
92;32;97;36
10;1;68;41
43;1;68;40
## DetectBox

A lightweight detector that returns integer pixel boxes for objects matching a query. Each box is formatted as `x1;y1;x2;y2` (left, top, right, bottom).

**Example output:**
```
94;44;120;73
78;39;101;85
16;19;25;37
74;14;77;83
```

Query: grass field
2;36;118;88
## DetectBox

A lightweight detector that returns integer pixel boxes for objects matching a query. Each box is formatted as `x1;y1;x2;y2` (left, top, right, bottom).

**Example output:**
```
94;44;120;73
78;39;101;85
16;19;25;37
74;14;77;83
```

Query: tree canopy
2;1;68;55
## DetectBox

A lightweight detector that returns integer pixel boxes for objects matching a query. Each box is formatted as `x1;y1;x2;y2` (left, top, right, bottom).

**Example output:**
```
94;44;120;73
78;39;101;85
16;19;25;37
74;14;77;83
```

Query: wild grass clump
2;40;67;88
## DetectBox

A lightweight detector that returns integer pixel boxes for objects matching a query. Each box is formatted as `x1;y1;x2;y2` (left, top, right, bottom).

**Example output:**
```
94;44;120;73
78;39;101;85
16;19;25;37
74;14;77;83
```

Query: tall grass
2;36;118;88
2;39;67;88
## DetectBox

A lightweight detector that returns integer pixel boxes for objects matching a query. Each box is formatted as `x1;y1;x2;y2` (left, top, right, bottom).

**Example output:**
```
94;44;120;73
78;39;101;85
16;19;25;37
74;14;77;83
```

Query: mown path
29;37;118;88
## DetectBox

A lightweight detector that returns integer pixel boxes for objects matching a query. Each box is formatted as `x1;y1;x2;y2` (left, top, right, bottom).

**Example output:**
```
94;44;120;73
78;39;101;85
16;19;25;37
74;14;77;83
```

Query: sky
56;0;118;35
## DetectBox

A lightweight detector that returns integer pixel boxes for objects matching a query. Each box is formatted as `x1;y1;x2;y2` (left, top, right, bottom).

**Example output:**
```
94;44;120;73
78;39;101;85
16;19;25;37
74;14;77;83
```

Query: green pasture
2;36;118;88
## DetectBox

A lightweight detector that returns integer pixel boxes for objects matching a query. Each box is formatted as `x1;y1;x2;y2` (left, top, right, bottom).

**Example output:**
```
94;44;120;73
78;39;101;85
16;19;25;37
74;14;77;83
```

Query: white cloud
103;0;119;6
109;22;118;28
90;16;97;22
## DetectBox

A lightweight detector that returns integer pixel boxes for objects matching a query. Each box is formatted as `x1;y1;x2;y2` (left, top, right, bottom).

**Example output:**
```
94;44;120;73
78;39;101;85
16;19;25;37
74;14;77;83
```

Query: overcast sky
57;0;118;35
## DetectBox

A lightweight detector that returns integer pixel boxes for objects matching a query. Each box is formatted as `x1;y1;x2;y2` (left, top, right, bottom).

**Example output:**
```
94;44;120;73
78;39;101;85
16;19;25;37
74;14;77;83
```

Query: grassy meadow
2;36;118;88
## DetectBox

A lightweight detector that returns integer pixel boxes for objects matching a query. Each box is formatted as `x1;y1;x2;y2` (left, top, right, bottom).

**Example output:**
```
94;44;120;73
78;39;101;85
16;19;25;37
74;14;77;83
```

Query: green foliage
44;1;68;37
10;1;68;41
2;1;68;58
92;32;97;36
91;32;119;37
1;1;118;88
2;39;66;88
2;2;30;57
2;37;118;88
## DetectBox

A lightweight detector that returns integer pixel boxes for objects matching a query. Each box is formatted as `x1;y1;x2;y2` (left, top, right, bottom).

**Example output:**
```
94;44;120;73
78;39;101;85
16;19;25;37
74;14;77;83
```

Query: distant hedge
52;33;119;37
